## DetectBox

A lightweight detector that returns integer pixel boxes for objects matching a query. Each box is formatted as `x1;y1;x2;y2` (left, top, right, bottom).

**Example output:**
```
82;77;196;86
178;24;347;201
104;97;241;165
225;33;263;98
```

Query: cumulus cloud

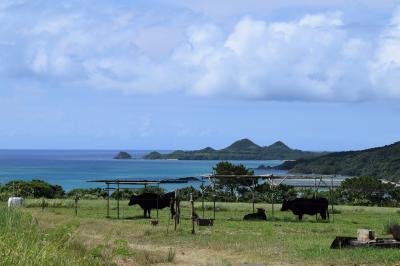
0;2;399;101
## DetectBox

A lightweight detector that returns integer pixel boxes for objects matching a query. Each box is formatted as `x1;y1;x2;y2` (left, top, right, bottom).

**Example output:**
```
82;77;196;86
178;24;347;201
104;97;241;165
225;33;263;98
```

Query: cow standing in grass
281;198;329;221
128;192;175;218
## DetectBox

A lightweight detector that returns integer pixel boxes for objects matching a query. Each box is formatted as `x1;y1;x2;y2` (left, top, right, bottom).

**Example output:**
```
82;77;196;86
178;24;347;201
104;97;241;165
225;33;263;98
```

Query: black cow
281;198;329;221
389;224;400;241
243;208;267;221
128;192;175;218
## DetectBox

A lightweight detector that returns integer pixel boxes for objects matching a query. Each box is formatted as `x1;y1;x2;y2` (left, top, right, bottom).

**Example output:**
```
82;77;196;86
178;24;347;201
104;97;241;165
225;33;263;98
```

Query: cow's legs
148;209;151;218
170;200;175;219
143;209;147;218
320;211;327;220
298;214;303;221
170;206;176;219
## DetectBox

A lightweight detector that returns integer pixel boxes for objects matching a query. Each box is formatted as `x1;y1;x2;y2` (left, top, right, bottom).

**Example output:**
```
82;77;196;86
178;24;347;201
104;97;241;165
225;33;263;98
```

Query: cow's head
128;195;138;206
281;200;290;211
256;208;265;214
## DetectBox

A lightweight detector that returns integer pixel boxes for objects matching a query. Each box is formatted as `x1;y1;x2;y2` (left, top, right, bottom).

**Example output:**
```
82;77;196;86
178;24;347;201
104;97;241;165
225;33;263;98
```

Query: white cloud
0;2;400;102
176;13;374;101
369;7;400;98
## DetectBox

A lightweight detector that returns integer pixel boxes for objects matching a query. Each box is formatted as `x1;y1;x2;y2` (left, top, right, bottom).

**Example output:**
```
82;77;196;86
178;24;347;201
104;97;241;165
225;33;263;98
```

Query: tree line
2;162;400;207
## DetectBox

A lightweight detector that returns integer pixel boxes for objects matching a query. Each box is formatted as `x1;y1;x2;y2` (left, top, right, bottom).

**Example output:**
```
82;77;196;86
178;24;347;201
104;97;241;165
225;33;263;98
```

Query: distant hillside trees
143;138;325;160
281;141;400;181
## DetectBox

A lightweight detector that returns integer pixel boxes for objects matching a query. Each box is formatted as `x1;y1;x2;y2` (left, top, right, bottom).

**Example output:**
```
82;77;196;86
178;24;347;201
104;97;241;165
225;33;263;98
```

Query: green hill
113;151;132;159
277;141;400;181
143;139;324;160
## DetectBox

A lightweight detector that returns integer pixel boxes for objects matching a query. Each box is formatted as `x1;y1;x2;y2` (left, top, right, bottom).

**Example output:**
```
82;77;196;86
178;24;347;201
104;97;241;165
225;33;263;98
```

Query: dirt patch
127;243;236;266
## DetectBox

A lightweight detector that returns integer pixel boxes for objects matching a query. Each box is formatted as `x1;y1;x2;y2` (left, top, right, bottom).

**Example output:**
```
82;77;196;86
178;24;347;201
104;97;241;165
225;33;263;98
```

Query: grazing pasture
4;199;400;265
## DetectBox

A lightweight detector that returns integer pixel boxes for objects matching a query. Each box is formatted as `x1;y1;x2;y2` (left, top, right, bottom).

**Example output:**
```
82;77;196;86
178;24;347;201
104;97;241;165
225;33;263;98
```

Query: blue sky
0;0;399;151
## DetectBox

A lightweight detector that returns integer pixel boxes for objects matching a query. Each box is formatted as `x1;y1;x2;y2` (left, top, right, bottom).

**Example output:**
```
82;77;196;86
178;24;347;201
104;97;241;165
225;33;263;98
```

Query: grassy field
4;199;400;265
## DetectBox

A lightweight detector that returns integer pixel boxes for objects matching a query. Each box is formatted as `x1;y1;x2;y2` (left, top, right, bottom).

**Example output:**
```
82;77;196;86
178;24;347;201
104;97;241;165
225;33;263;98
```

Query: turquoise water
0;150;286;191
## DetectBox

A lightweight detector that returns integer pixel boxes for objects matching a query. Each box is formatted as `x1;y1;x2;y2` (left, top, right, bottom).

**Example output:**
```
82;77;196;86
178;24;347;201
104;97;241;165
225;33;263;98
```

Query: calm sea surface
0;150;290;191
0;150;345;191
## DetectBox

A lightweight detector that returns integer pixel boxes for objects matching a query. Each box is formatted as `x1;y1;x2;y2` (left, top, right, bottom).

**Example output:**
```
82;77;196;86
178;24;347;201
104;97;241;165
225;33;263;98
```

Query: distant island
143;138;325;160
113;151;132;159
275;141;400;181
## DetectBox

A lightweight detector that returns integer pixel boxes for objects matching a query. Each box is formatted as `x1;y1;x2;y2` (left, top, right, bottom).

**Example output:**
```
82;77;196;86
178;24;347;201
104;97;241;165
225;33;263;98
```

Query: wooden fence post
74;195;79;216
41;197;45;211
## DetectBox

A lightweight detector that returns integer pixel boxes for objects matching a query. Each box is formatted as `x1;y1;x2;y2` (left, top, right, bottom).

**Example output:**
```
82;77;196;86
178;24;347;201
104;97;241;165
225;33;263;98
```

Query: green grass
0;206;101;266
7;199;400;265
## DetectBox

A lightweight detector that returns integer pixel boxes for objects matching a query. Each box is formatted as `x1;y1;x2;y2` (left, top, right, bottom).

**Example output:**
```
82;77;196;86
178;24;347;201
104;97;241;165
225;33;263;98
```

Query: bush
67;188;107;199
0;180;65;199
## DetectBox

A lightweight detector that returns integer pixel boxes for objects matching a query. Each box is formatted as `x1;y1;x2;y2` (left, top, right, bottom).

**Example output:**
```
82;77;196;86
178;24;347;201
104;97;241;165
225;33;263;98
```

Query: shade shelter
87;177;198;220
201;174;340;221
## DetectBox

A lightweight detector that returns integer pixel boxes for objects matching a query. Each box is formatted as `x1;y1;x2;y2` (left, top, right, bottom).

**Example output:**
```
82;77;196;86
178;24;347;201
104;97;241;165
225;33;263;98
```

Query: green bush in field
0;207;100;266
0;180;64;198
340;176;400;206
67;188;108;199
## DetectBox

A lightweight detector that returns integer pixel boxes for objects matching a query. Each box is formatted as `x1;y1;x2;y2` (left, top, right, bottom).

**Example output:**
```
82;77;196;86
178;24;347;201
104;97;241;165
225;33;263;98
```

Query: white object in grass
8;197;24;207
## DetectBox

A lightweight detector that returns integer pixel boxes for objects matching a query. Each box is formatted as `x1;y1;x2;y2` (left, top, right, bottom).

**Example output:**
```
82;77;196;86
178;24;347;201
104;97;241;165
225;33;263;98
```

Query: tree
213;161;256;197
1;180;65;198
340;176;395;206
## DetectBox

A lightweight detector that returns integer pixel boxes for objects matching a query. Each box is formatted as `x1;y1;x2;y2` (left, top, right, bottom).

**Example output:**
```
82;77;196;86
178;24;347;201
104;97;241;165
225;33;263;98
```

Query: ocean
0;150;289;191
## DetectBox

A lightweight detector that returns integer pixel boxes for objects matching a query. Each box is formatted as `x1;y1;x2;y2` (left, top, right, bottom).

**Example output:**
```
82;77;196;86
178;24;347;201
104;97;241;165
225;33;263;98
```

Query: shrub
0;180;65;198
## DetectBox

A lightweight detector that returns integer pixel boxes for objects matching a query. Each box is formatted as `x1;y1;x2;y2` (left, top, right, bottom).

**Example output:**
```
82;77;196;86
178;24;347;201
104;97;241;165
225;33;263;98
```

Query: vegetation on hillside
113;151;132;159
277;141;400;181
143;138;325;160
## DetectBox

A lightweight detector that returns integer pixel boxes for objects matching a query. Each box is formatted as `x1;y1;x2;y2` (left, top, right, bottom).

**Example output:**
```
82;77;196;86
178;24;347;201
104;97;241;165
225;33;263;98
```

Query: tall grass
0;207;99;266
24;198;75;208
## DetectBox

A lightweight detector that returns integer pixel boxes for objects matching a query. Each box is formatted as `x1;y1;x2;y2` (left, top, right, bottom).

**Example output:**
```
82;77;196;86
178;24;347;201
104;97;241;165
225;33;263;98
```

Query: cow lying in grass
281;198;329;221
243;208;267;221
128;192;175;218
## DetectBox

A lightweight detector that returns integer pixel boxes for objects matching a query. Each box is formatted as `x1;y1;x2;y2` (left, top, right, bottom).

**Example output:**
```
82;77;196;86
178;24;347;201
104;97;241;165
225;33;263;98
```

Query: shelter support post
201;177;205;218
314;177;318;220
252;179;255;213
157;183;159;220
190;193;195;234
213;194;216;220
331;175;335;222
314;177;317;199
174;190;180;231
106;183;110;218
270;178;275;221
117;182;120;219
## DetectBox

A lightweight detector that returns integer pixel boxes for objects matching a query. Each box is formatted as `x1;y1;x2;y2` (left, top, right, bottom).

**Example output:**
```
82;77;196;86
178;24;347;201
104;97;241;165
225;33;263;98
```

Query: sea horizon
0;149;296;191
